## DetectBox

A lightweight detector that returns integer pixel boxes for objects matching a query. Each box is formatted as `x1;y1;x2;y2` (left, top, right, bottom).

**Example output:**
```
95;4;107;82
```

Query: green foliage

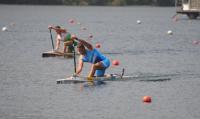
63;0;78;5
79;0;89;5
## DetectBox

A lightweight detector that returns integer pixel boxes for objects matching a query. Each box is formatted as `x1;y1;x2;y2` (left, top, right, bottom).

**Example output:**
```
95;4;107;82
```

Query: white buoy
2;26;7;31
167;30;173;35
137;20;141;24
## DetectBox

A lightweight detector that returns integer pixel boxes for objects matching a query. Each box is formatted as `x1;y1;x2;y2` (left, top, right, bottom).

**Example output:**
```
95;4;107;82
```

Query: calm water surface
0;5;200;119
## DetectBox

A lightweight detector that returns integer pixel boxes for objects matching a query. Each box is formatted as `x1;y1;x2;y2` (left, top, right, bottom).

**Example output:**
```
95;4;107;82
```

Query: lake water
0;5;200;119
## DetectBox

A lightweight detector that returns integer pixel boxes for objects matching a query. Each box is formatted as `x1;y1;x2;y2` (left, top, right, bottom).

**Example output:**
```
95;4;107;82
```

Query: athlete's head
77;43;85;55
55;25;63;34
55;25;61;29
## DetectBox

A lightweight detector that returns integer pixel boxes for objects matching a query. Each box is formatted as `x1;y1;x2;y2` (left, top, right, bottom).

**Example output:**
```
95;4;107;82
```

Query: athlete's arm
76;57;84;75
48;25;66;33
76;38;93;50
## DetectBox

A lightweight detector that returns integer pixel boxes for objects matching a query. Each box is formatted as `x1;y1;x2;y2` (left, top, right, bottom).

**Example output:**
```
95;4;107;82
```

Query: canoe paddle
73;41;77;74
49;29;54;50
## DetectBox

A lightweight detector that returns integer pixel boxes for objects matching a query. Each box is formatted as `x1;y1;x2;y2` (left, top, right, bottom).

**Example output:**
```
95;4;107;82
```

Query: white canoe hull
57;74;132;84
56;74;171;84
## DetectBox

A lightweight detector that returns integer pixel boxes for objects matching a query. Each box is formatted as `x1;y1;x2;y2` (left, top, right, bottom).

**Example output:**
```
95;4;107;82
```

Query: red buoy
143;96;152;103
112;60;119;66
95;43;101;48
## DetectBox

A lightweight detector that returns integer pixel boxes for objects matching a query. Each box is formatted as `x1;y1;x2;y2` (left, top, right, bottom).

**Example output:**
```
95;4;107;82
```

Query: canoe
42;50;122;57
42;50;78;57
56;74;133;84
56;74;171;84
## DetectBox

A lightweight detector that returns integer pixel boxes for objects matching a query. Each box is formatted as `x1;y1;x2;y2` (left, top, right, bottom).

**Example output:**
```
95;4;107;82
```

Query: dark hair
55;25;61;29
77;43;84;48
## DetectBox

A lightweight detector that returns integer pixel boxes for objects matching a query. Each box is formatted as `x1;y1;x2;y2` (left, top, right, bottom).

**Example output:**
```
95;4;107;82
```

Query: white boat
56;74;134;84
56;74;172;84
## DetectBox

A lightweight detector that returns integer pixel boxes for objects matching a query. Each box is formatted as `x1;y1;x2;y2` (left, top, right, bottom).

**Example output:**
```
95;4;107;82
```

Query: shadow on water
139;78;171;82
176;17;200;21
125;73;180;82
74;74;174;91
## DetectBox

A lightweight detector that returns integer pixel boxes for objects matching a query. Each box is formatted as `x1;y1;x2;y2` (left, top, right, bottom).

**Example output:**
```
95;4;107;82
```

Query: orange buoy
112;60;119;66
95;43;101;48
143;96;152;103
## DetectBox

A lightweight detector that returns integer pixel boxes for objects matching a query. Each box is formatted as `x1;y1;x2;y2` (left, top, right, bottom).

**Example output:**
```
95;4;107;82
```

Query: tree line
0;0;175;6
